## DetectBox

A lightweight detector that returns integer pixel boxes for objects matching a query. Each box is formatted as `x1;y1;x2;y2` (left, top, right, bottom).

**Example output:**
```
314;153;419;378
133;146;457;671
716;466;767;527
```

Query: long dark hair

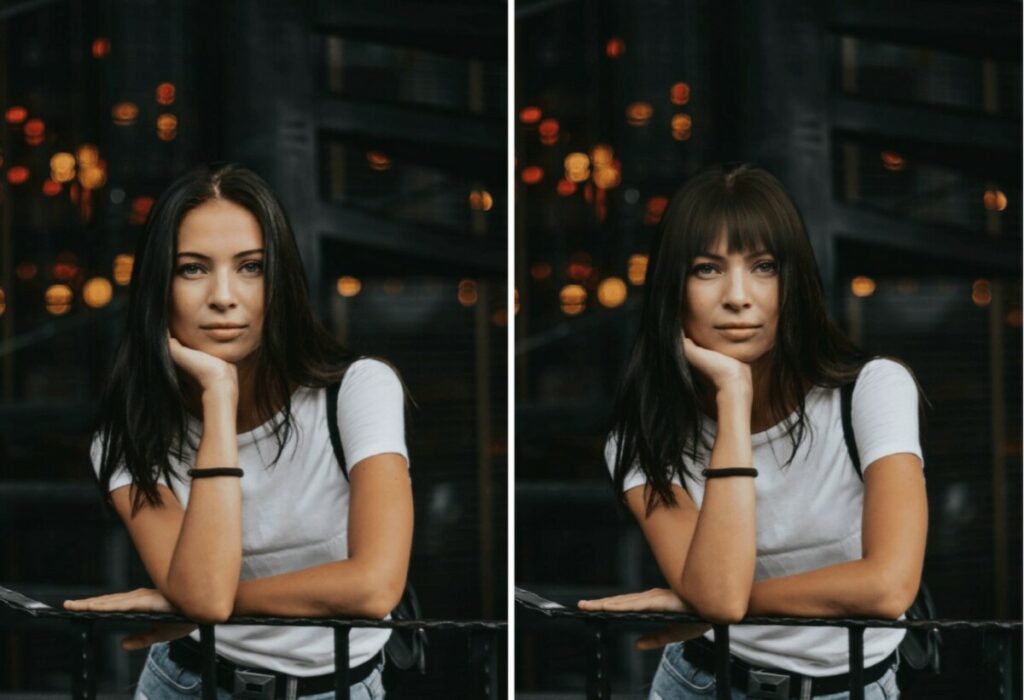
609;164;868;512
95;163;358;512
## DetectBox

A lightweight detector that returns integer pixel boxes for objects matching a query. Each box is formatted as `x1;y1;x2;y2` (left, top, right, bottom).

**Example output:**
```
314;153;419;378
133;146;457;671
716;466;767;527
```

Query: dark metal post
983;628;1013;699
712;624;731;700
71;622;96;700
198;624;217;700
469;629;499;698
333;625;351;699
585;619;610;700
848;625;864;700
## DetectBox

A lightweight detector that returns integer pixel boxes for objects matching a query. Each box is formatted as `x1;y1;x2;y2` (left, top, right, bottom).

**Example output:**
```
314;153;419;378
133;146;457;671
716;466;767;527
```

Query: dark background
0;0;507;697
514;0;1021;698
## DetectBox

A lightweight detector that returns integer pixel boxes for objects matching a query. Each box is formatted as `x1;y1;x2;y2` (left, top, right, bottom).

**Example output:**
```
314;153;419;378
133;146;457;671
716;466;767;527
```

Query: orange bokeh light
626;101;653;126
881;151;905;171
521;166;543;185
983;189;1008;212
112;102;139;126
7;166;29;185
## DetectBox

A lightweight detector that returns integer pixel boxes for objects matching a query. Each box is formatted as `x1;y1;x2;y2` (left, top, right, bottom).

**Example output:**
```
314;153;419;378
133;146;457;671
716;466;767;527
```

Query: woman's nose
722;270;752;309
208;270;237;309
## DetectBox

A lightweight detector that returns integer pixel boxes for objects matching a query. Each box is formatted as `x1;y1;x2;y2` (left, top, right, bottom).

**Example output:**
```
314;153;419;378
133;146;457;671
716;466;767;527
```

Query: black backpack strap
840;380;862;481
326;380;348;481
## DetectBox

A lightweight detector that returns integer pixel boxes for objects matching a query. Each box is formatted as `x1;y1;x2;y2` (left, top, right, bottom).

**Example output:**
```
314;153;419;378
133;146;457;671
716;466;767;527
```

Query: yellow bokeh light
591;144;613;168
336;276;362;297
79;165;107;190
83;277;114;308
45;284;73;315
77;145;99;167
50;152;76;183
593;166;621;190
458;279;478;307
564;152;591;183
113;254;134;285
559;284;587;316
627;254;648;285
851;276;876;297
597;277;628;308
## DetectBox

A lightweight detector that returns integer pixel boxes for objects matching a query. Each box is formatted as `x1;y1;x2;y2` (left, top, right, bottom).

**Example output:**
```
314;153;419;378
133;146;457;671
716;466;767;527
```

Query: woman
579;164;927;699
65;164;413;699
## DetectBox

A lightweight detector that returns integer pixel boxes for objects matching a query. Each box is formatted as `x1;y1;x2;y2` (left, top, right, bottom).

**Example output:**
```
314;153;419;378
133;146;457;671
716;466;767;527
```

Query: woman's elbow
178;597;234;625
680;584;748;624
864;569;920;620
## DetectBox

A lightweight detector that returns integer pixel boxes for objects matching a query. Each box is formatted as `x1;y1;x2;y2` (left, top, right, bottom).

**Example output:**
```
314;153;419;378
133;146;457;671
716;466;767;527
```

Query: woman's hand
578;588;711;650
64;588;198;650
578;587;688;613
168;333;237;395
681;335;752;398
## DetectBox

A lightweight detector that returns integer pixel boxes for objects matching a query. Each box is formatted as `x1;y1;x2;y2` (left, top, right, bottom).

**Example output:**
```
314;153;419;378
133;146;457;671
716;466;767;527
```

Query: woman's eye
691;263;718;276
240;261;264;274
754;260;778;274
177;263;204;276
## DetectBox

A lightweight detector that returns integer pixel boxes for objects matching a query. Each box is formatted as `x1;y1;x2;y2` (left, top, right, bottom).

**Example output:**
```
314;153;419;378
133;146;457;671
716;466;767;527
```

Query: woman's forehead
177;199;263;253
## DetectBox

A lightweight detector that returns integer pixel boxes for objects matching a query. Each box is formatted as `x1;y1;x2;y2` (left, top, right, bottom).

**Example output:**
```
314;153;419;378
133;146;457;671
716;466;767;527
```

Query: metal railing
0;585;506;699
516;587;1022;700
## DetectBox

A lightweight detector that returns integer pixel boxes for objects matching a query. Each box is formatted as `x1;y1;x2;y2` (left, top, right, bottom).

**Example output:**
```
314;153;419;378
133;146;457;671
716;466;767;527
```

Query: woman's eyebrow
175;248;264;260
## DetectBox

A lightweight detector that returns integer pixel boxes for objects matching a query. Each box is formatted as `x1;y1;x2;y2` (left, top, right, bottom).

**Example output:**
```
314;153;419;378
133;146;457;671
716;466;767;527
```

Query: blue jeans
649;642;899;700
134;641;385;699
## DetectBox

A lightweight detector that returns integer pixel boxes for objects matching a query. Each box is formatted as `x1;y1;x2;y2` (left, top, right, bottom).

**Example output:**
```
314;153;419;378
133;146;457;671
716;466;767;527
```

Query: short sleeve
604;432;682;492
90;433;134;493
850;359;923;471
336;359;409;471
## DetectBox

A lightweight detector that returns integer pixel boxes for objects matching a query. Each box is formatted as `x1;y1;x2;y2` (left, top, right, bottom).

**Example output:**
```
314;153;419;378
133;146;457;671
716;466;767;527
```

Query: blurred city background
0;0;506;697
514;0;1021;698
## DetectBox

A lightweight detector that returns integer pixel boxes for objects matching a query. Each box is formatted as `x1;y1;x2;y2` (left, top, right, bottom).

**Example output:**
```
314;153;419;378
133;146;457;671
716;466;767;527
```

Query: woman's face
169;198;265;365
682;233;779;367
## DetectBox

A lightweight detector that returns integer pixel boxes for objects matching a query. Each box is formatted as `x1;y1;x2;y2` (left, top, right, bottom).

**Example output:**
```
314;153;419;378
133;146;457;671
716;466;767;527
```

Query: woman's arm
673;338;757;622
68;452;413;625
231;452;413;619
747;452;927;619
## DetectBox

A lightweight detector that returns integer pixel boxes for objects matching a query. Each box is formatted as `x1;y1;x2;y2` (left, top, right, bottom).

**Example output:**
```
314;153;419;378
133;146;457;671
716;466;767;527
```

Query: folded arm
68;452;413;625
747;452;926;619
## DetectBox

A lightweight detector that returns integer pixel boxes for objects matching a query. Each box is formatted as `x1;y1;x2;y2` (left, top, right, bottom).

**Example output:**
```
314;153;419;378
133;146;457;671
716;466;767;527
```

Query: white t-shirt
92;358;408;676
607;358;923;676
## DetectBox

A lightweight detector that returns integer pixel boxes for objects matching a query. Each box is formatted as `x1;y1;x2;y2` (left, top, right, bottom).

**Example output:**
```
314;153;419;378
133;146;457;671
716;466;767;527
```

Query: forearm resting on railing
162;385;242;624
747;556;921;620
232;556;407;621
679;387;757;623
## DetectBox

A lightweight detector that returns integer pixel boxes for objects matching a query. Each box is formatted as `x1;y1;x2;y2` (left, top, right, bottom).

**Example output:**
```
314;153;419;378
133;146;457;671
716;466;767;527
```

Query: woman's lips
715;325;761;341
201;326;247;341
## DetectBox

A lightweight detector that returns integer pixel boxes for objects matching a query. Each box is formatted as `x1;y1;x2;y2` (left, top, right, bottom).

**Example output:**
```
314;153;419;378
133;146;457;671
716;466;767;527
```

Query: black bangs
677;183;780;266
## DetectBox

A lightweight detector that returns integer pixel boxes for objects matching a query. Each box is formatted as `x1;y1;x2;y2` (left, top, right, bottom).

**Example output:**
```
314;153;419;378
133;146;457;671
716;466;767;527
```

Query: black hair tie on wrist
702;467;758;479
187;467;244;479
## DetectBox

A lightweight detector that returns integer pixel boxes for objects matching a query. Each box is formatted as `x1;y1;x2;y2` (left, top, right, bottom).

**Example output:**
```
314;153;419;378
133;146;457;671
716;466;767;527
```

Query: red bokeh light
519;106;542;124
5;106;27;125
42;179;62;196
606;37;626;58
557;179;576;196
6;166;29;185
521;166;544;185
92;37;111;58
